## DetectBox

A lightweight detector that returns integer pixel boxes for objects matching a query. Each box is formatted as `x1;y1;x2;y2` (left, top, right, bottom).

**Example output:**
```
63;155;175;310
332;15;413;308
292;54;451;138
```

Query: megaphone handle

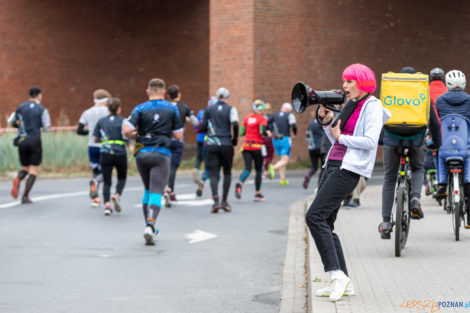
316;105;333;126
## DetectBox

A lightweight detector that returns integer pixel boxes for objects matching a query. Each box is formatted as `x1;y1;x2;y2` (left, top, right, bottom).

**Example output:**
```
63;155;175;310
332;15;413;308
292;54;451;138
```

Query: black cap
400;67;416;74
29;87;42;97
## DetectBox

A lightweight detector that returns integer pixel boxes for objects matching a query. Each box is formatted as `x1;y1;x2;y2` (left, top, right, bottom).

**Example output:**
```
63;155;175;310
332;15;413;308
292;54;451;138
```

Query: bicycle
391;146;412;257
445;160;465;241
438;114;470;241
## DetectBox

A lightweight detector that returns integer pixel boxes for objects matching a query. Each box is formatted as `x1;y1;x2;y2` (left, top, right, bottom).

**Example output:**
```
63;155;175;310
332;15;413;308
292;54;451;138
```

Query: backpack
380;72;430;137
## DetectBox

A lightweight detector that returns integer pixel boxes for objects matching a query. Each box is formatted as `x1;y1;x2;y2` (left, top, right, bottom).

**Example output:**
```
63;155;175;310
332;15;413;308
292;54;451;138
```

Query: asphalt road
0;172;313;313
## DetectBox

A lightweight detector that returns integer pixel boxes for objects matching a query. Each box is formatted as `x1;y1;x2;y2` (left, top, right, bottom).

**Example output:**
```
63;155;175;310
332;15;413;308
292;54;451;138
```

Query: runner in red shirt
235;100;269;201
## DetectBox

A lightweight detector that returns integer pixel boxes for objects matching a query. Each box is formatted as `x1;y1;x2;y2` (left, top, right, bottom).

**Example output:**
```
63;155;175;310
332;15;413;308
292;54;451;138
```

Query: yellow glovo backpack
380;72;430;137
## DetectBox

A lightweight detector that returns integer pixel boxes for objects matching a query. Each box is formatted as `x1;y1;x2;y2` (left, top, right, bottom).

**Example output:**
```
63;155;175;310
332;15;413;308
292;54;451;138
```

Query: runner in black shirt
200;87;239;213
9;87;51;204
123;78;183;246
93;98;132;216
164;85;198;205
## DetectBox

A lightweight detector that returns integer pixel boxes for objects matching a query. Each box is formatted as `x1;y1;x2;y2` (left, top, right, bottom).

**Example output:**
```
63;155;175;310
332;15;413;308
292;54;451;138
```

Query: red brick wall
0;0;209;142
209;0;254;119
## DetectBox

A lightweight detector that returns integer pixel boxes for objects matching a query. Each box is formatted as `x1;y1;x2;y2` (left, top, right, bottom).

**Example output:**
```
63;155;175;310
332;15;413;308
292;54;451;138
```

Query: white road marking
185;229;218;244
0;187;141;209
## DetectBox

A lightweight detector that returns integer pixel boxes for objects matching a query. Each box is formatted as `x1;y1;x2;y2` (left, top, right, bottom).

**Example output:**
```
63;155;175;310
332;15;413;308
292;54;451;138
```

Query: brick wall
0;0;209;142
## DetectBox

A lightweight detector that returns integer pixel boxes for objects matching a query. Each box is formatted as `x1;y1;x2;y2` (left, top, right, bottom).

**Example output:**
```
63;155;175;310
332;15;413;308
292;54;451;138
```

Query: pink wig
342;63;376;93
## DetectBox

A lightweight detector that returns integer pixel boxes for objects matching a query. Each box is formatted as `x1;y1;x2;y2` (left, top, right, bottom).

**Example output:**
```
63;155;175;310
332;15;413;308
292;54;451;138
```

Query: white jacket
324;95;391;178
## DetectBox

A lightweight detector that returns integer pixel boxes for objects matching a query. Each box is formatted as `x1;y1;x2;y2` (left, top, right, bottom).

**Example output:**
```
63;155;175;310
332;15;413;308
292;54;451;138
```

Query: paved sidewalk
307;184;470;313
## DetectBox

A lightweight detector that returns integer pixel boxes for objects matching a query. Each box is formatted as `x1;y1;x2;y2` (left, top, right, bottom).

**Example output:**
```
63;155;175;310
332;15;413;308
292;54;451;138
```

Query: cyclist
423;68;446;195
378;67;441;239
268;102;297;185
435;70;470;228
200;87;239;213
165;85;198;203
77;89;112;207
303;109;323;189
306;63;390;301
9;87;50;204
93;98;132;216
122;78;183;245
234;99;269;201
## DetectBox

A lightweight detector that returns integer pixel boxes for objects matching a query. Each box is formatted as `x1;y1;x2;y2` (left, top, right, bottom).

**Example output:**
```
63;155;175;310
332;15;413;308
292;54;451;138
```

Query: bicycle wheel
395;185;409;257
450;173;461;241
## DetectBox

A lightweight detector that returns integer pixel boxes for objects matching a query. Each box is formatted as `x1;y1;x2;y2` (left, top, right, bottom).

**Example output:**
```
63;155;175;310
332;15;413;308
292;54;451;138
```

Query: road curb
279;198;308;313
305;195;338;313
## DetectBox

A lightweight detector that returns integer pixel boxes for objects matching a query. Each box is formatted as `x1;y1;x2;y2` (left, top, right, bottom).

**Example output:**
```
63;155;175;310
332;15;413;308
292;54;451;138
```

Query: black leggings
240;149;263;191
194;141;204;170
206;145;234;202
308;148;321;178
100;153;127;203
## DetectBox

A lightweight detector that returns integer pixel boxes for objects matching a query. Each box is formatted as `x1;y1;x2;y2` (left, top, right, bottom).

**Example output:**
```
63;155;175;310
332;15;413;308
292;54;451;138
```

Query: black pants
168;141;184;192
240;149;263;191
308;148;321;178
206;145;234;202
100;153;127;203
305;160;360;274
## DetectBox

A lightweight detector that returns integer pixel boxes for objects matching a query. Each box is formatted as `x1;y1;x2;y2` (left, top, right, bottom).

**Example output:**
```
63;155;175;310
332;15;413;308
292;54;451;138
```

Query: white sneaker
315;281;355;297
329;275;351;302
143;226;155;246
112;195;121;213
104;207;112;216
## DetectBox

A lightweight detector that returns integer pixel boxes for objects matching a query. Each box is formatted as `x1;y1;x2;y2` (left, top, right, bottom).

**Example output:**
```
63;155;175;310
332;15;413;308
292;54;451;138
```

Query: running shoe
220;202;232;213
169;192;177;202
11;178;20;199
143;226;156;246
21;196;32;204
254;193;265;201
345;199;360;208
316;281;355;297
104;205;112;216
91;197;101;208
211;197;220;213
329;274;350;302
163;191;171;208
196;181;204;197
268;164;275;180
280;179;289;186
89;179;98;199
112;195;121;213
235;182;242;199
378;221;392;239
410;198;424;219
302;175;310;189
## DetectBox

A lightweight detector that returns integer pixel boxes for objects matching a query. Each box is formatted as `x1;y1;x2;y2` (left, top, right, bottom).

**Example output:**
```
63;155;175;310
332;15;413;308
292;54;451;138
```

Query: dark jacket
436;90;470;121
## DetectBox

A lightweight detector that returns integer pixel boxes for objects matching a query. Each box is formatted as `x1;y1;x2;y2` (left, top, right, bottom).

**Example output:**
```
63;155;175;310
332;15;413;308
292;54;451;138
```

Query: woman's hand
330;119;341;140
318;106;334;124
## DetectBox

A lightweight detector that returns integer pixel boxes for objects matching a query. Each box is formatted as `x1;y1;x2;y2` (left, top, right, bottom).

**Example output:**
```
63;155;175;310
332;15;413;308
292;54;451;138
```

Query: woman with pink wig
305;63;391;301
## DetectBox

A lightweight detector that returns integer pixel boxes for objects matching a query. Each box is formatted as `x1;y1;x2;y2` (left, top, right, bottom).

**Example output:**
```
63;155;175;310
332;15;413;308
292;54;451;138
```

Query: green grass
0;132;139;175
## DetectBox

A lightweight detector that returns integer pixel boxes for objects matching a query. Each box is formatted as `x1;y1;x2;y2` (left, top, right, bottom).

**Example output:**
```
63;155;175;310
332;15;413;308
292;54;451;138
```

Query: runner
194;97;218;197
122;78;183;245
262;102;275;179
200;87;239;213
234;99;268;201
9;87;50;204
164;85;198;205
303;109;323;189
268;102;297;185
77;89;112;207
93;98;132;216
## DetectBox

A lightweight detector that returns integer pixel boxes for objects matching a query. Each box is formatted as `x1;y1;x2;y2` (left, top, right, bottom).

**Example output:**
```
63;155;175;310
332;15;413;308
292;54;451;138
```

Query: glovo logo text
383;93;426;106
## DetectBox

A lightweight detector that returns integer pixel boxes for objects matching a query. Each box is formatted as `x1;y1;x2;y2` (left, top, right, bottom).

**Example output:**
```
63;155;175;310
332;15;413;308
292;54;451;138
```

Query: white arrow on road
185;229;218;244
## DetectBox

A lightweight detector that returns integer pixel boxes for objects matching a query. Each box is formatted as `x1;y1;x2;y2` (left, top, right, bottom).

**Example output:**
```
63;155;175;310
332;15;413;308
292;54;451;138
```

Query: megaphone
291;82;345;114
